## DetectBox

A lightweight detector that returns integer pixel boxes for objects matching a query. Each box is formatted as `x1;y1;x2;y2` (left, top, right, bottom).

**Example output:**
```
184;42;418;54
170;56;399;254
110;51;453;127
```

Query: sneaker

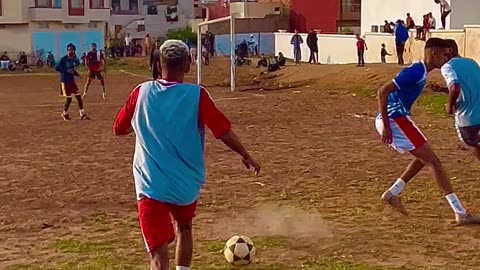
381;190;408;215
61;113;71;121
455;213;480;225
80;114;90;120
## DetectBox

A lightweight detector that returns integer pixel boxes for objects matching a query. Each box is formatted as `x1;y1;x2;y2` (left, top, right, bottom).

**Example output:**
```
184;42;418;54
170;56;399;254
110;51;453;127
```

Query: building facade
289;0;360;34
0;0;109;57
108;0;198;41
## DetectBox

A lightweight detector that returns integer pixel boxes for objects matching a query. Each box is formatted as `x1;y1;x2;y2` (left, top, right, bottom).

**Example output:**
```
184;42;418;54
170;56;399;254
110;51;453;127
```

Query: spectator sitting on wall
383;20;393;33
416;14;431;41
0;52;11;71
18;52;32;72
394;19;409;65
290;29;303;65
428;12;436;29
406;13;416;29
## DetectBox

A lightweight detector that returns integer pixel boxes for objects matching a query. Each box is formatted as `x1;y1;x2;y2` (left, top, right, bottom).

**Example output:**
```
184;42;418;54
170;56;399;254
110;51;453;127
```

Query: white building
361;0;480;34
109;0;201;40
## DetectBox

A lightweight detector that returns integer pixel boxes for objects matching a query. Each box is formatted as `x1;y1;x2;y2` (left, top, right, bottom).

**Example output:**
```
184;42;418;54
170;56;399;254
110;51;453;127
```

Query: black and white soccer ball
223;235;256;266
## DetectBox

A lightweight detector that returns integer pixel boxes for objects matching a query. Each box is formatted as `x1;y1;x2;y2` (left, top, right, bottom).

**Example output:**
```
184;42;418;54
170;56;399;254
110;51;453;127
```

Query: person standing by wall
307;28;319;64
435;0;451;29
356;34;367;67
290;30;303;65
394;20;409;66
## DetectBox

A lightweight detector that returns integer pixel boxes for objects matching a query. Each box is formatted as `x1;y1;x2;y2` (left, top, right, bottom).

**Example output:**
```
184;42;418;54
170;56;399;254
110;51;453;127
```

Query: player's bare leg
150;244;169;270
410;143;480;224
61;97;72;120
83;77;92;99
100;78;106;99
175;222;193;270
382;158;424;215
75;94;89;120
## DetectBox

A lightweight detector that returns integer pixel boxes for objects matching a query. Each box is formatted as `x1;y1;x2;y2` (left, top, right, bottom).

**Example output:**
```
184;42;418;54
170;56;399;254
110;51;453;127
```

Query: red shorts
138;197;197;253
60;82;80;97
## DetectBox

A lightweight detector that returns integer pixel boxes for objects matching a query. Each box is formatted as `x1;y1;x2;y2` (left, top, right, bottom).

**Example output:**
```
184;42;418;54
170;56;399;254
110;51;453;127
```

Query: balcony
340;3;360;21
30;7;63;21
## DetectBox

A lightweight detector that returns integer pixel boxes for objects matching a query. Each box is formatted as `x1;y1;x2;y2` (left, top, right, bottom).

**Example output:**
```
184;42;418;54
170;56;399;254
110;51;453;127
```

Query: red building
206;0;360;34
290;0;361;33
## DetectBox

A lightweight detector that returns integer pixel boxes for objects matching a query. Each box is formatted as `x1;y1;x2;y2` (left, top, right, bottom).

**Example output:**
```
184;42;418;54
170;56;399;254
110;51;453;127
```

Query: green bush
165;26;197;45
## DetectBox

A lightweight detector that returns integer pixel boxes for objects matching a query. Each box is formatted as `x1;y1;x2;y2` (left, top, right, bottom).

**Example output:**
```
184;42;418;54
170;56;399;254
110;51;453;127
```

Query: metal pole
230;16;235;92
197;25;202;85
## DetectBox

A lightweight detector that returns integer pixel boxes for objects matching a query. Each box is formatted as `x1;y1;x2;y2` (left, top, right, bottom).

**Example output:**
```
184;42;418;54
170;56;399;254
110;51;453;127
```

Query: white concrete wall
449;0;480;29
361;0;446;34
275;32;358;64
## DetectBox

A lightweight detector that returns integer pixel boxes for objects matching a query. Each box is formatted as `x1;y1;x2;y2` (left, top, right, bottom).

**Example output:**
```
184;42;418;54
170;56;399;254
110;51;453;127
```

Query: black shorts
457;124;480;146
88;71;103;80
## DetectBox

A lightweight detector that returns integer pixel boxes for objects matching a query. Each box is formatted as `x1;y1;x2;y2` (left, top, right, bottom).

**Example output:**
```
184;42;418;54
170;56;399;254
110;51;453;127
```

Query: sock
84;84;88;93
79;109;85;116
387;178;406;196
446;193;467;215
176;267;190;270
101;86;106;95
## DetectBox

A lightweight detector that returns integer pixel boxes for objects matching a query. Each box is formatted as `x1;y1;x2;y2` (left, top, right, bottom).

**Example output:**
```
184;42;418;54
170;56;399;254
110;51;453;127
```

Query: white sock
446;193;467;215
79;109;85;116
387;178;406;196
176;266;190;270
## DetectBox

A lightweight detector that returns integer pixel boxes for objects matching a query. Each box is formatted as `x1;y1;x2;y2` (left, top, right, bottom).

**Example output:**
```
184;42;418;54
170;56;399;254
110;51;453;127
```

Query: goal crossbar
197;16;236;92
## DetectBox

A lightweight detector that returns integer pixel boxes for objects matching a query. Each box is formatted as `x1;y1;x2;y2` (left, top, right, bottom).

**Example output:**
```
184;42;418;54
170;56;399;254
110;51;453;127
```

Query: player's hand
242;157;261;176
382;125;393;145
446;104;455;115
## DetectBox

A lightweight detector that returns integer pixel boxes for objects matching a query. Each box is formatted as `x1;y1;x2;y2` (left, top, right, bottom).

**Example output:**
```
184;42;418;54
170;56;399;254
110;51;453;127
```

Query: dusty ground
1;57;480;270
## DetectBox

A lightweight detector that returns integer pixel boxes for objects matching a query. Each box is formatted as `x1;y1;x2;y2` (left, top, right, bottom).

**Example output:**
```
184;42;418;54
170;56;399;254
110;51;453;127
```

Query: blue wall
215;33;275;56
32;31;104;60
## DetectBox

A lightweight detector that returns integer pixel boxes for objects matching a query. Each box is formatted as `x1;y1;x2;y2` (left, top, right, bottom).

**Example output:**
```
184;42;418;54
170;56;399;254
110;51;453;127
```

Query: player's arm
441;63;460;115
55;58;65;73
113;85;140;135
377;81;397;144
199;87;260;175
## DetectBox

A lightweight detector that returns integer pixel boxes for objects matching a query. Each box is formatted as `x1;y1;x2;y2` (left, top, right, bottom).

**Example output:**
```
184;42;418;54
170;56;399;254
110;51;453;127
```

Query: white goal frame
197;16;236;92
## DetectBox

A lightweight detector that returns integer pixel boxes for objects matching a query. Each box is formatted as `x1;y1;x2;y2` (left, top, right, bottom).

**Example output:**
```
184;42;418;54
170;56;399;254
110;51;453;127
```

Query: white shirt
440;0;451;12
430;16;436;28
125;36;132;46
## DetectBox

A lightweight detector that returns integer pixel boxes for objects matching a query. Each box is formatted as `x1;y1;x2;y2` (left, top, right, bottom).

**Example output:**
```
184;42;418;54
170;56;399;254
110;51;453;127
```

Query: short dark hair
425;37;449;50
445;39;459;56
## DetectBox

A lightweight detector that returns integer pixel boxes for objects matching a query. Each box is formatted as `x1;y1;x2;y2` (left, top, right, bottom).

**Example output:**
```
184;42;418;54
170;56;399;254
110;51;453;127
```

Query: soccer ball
223;235;256;266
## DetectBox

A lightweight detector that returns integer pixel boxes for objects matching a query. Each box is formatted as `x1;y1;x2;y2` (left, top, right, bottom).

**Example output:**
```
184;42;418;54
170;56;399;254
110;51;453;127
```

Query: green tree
165;26;197;45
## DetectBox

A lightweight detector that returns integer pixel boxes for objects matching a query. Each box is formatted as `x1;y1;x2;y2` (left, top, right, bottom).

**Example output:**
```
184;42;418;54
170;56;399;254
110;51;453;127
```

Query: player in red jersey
83;42;107;99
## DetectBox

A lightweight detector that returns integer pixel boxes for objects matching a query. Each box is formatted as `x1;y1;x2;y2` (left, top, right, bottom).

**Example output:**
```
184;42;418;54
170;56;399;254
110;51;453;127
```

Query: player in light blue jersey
440;39;480;160
375;37;480;225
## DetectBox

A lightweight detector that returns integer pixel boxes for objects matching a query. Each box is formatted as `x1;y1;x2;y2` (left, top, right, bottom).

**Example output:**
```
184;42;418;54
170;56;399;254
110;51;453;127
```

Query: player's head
160;39;190;81
91;43;97;51
66;43;76;58
155;39;161;48
445;39;459;60
424;37;450;68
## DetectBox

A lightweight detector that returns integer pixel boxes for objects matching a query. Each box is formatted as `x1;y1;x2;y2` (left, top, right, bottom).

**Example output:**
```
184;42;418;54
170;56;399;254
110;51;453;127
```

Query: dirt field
1;57;480;270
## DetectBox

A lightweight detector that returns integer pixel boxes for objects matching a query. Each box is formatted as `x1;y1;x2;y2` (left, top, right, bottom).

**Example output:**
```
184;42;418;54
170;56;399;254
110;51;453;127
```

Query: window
90;0;104;9
35;0;52;8
88;22;97;28
0;0;2;16
69;0;85;16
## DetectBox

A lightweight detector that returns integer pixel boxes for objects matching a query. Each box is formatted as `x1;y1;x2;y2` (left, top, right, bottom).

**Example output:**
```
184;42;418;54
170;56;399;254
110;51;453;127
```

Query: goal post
197;15;236;92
